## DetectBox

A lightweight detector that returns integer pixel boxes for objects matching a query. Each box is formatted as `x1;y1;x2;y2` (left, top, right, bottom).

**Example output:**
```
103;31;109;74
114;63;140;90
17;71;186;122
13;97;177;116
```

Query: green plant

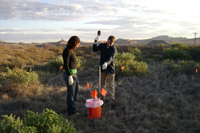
128;47;141;56
51;46;64;54
1;67;39;85
170;43;187;49
47;56;63;67
115;52;136;65
76;58;83;69
0;114;23;133
75;50;84;56
157;44;166;47
190;46;200;61
0;109;79;133
172;64;181;75
162;47;192;60
163;59;199;75
45;56;63;72
82;58;99;69
135;54;143;61
115;52;148;76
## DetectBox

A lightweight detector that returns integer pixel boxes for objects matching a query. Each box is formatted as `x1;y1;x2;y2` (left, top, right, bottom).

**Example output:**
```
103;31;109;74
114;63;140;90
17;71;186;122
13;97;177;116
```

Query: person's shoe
68;112;80;118
74;112;80;116
72;112;80;118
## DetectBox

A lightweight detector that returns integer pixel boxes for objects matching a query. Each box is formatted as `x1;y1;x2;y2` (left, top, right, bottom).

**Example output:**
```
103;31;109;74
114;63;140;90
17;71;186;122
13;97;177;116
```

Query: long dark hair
67;36;80;51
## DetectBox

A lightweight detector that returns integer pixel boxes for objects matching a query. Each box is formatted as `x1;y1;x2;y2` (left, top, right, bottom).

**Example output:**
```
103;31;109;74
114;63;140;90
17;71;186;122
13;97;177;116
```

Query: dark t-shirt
62;47;77;76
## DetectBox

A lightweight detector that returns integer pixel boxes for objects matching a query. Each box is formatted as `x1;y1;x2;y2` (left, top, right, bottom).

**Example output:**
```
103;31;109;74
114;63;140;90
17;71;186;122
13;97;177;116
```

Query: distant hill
146;40;169;46
113;35;200;45
1;35;199;46
0;40;4;43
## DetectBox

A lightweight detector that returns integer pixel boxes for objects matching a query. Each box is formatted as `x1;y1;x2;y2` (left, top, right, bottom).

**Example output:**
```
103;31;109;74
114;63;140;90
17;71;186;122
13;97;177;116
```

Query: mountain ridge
114;35;199;45
0;35;199;45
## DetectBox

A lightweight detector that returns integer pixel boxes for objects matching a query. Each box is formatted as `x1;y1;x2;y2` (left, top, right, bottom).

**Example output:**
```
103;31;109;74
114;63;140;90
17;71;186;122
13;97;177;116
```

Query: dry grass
0;45;200;132
0;63;199;132
0;44;57;72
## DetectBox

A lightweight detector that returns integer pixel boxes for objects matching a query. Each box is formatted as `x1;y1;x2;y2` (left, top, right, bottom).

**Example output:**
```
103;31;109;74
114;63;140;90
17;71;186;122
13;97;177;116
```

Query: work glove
102;62;107;70
94;37;99;44
68;75;74;85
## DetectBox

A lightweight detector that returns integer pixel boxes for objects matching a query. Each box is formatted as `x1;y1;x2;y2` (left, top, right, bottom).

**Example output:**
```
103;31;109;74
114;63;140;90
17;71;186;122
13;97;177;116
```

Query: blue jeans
63;72;79;115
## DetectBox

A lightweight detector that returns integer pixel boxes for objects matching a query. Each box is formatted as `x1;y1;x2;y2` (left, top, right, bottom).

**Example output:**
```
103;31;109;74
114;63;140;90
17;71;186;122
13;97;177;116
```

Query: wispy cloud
0;0;85;21
0;28;58;32
0;0;199;43
0;33;69;43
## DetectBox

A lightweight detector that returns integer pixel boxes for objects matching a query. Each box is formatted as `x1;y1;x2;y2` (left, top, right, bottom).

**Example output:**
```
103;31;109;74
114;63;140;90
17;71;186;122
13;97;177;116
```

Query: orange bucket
85;98;103;119
87;106;101;119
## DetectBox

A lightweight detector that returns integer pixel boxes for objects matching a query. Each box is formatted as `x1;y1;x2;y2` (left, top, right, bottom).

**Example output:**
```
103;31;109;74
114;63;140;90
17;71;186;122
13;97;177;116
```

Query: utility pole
194;32;197;45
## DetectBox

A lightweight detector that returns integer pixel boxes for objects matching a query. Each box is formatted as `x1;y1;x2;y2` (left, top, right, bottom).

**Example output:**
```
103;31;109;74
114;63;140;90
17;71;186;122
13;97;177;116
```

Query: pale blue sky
0;0;199;43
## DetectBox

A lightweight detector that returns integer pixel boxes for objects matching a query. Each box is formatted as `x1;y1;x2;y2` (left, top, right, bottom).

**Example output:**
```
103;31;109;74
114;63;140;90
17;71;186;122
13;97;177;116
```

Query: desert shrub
0;114;24;133
1;57;37;70
26;46;38;53
171;64;182;75
45;56;63;72
157;44;166;47
0;66;5;73
162;47;192;60
51;46;64;55
190;46;200;61
10;57;27;68
116;52;135;65
115;45;121;52
179;60;197;74
170;43;187;49
47;56;63;68
89;52;97;56
76;58;83;69
128;47;141;55
77;56;84;60
128;47;143;61
82;45;89;48
163;59;199;75
0;67;39;85
76;50;84;56
15;51;29;60
85;54;94;58
0;108;79;133
82;58;99;69
135;54;143;61
24;46;56;63
115;52;148;76
1;60;16;70
45;56;82;72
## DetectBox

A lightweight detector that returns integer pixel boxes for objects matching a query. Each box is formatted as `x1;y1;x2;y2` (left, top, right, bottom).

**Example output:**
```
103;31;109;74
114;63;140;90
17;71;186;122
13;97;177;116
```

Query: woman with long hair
62;36;80;116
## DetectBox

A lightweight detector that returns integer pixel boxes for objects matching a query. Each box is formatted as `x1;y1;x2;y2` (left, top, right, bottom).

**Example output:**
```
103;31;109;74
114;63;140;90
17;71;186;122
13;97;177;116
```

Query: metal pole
194;33;197;45
99;66;101;94
94;65;102;95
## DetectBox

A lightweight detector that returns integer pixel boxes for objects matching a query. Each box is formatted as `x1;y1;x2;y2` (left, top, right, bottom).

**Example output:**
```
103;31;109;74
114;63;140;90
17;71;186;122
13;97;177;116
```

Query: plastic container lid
85;98;103;108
